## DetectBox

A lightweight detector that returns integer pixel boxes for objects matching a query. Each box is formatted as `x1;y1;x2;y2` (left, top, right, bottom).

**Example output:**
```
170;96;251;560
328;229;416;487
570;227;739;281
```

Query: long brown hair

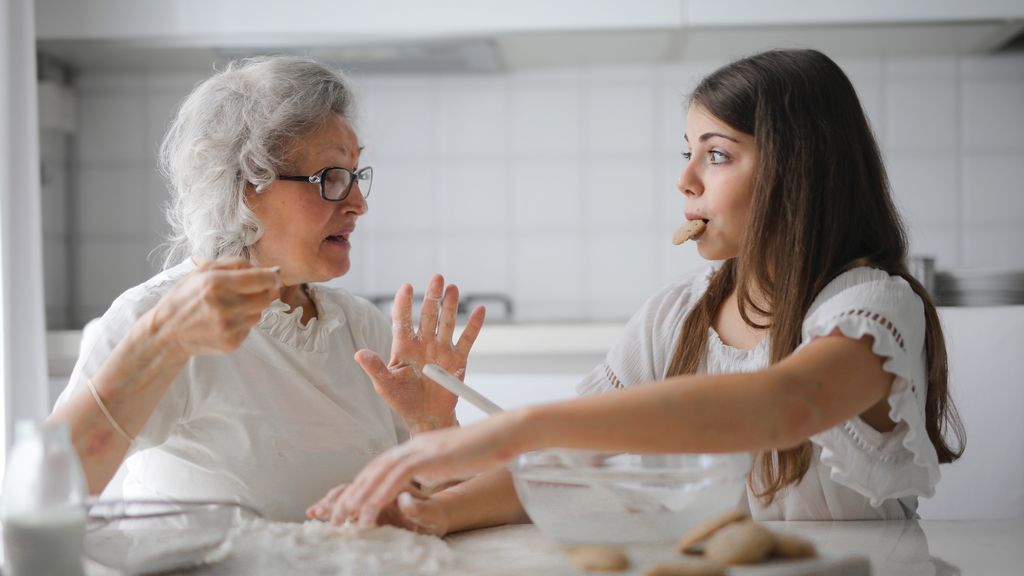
666;49;965;504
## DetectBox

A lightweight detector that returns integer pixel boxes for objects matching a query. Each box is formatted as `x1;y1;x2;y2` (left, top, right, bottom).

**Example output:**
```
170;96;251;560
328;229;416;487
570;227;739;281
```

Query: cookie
566;545;630;572
676;508;749;553
644;558;726;576
672;219;706;245
703;520;775;565
772;532;817;559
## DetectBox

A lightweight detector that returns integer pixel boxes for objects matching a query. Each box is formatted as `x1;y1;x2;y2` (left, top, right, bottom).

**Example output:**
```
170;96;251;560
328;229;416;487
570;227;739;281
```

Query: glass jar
1;420;87;576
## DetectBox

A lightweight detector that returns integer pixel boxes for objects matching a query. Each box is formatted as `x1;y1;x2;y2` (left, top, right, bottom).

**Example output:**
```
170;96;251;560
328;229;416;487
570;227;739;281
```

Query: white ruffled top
576;264;937;520
55;259;408;522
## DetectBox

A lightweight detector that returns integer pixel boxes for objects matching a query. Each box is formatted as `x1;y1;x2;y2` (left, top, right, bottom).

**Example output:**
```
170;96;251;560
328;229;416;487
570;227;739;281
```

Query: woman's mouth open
324;233;350;246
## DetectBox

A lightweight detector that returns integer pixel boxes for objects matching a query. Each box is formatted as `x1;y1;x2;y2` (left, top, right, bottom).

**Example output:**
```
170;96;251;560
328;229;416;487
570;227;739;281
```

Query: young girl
309;48;965;530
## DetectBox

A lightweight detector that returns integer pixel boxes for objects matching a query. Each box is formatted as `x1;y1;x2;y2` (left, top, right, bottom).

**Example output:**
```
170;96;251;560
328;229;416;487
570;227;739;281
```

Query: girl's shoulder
808;266;922;316
803;265;927;354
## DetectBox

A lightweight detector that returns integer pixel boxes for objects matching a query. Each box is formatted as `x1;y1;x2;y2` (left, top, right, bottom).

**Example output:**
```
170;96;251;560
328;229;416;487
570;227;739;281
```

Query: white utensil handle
423;364;505;416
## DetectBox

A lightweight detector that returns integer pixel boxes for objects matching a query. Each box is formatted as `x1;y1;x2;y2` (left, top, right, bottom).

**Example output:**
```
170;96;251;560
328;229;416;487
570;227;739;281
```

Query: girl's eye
709;150;728;164
681;151;692;162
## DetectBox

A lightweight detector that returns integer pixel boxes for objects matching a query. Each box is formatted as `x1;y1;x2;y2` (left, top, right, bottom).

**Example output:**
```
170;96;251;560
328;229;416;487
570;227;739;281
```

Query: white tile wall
52;53;1024;326
885;81;958;152
961;82;1024;151
584;233;658;319
436;160;509;232
436;77;509;159
511;160;583;231
436;233;512;294
362;233;439;296
887;154;959;223
583;68;657;157
513;233;584;320
904;222;962;269
510;71;583;159
961;155;1024;224
77;167;150;238
584;161;657;230
963;224;1024;269
78;240;153;321
76;94;147;164
360;159;437;232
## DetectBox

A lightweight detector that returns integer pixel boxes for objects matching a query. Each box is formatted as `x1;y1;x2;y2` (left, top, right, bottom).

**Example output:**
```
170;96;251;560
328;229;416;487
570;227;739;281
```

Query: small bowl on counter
510;450;751;544
84;499;262;574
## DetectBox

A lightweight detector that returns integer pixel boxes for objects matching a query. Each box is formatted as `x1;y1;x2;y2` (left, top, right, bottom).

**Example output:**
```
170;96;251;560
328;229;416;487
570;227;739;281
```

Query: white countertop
442;519;1024;575
46;322;627;377
46;306;1024;376
73;518;1024;575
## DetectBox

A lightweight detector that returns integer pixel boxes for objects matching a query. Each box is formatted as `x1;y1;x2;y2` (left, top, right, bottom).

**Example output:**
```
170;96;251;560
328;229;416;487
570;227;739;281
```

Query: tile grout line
955;58;965;268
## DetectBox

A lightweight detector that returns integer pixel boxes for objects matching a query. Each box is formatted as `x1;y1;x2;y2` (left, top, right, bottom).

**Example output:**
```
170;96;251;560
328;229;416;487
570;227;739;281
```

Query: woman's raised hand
152;258;281;357
356;274;486;434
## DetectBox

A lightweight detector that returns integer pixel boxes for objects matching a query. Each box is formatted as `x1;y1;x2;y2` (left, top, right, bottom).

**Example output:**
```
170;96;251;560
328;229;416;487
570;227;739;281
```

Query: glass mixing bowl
84;499;261;574
511;451;751;544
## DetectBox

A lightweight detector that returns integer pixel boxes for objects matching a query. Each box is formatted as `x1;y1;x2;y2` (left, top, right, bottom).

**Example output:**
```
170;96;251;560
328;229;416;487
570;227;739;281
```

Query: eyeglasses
277;166;373;202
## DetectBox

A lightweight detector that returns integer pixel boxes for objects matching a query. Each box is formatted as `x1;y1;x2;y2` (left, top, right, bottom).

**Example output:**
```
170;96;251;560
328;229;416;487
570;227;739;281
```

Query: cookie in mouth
672;219;707;245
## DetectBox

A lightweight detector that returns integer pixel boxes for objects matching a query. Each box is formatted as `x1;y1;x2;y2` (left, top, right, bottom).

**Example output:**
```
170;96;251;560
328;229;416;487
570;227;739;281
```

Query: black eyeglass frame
277;166;373;202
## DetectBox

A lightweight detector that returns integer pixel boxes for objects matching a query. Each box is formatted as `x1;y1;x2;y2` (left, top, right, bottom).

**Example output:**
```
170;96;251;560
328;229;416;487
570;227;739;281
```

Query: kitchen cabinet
35;0;1024;71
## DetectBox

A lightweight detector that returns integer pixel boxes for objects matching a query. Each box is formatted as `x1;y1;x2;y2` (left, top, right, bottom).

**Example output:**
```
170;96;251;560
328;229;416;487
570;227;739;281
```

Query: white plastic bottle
1;420;88;576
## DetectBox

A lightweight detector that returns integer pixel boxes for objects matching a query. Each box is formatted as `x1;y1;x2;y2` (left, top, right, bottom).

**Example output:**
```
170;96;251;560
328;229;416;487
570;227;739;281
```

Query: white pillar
0;0;50;481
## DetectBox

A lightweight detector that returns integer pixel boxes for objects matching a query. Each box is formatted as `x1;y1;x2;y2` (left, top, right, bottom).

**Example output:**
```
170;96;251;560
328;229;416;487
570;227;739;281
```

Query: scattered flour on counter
227;519;455;576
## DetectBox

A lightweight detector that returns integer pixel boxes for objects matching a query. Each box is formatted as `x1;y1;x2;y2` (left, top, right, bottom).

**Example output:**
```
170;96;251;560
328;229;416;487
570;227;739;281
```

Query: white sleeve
576;269;710;397
801;267;940;505
54;284;190;455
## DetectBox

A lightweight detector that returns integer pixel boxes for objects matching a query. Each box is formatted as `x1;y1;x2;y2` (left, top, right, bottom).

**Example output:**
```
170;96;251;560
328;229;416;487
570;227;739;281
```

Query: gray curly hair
158;55;357;268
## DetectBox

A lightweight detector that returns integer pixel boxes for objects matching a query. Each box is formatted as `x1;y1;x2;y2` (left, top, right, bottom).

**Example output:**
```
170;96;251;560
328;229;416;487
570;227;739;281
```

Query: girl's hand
306;483;450;537
153;258;280;357
314;410;528;528
356;274;485;433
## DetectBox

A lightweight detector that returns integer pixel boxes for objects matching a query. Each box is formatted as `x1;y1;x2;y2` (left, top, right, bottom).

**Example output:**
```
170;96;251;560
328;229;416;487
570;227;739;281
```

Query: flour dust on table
83;519;456;576
223;519;454;575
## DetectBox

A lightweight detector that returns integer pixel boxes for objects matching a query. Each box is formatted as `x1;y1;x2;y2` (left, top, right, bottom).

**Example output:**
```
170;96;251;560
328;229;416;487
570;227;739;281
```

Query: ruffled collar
257;285;346;352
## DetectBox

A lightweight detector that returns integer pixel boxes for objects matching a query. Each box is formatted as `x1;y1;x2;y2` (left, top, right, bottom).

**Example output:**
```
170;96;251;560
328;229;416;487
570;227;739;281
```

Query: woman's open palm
355;274;485;433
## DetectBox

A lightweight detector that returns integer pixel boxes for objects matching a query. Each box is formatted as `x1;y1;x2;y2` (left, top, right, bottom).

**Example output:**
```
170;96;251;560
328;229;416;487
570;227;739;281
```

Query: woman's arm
47;260;280;494
324;331;893;526
48;309;190;494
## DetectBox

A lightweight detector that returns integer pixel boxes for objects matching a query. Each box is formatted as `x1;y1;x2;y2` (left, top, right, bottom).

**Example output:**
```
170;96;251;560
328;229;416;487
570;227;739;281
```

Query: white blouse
54;260;408;521
576;264;938;520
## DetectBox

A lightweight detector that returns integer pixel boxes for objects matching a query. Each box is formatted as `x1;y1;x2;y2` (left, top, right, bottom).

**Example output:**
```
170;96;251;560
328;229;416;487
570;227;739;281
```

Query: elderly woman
48;56;484;521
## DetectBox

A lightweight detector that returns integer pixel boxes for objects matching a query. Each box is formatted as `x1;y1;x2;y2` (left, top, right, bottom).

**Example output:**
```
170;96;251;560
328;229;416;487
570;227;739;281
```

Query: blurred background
32;0;1024;331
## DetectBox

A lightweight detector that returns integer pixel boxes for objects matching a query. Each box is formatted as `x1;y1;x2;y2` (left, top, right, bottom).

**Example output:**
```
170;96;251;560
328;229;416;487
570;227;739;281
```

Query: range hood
34;0;1024;73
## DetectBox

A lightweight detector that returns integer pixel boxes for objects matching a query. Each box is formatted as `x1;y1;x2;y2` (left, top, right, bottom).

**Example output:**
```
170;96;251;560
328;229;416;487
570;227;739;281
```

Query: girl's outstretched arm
318;331;893;526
